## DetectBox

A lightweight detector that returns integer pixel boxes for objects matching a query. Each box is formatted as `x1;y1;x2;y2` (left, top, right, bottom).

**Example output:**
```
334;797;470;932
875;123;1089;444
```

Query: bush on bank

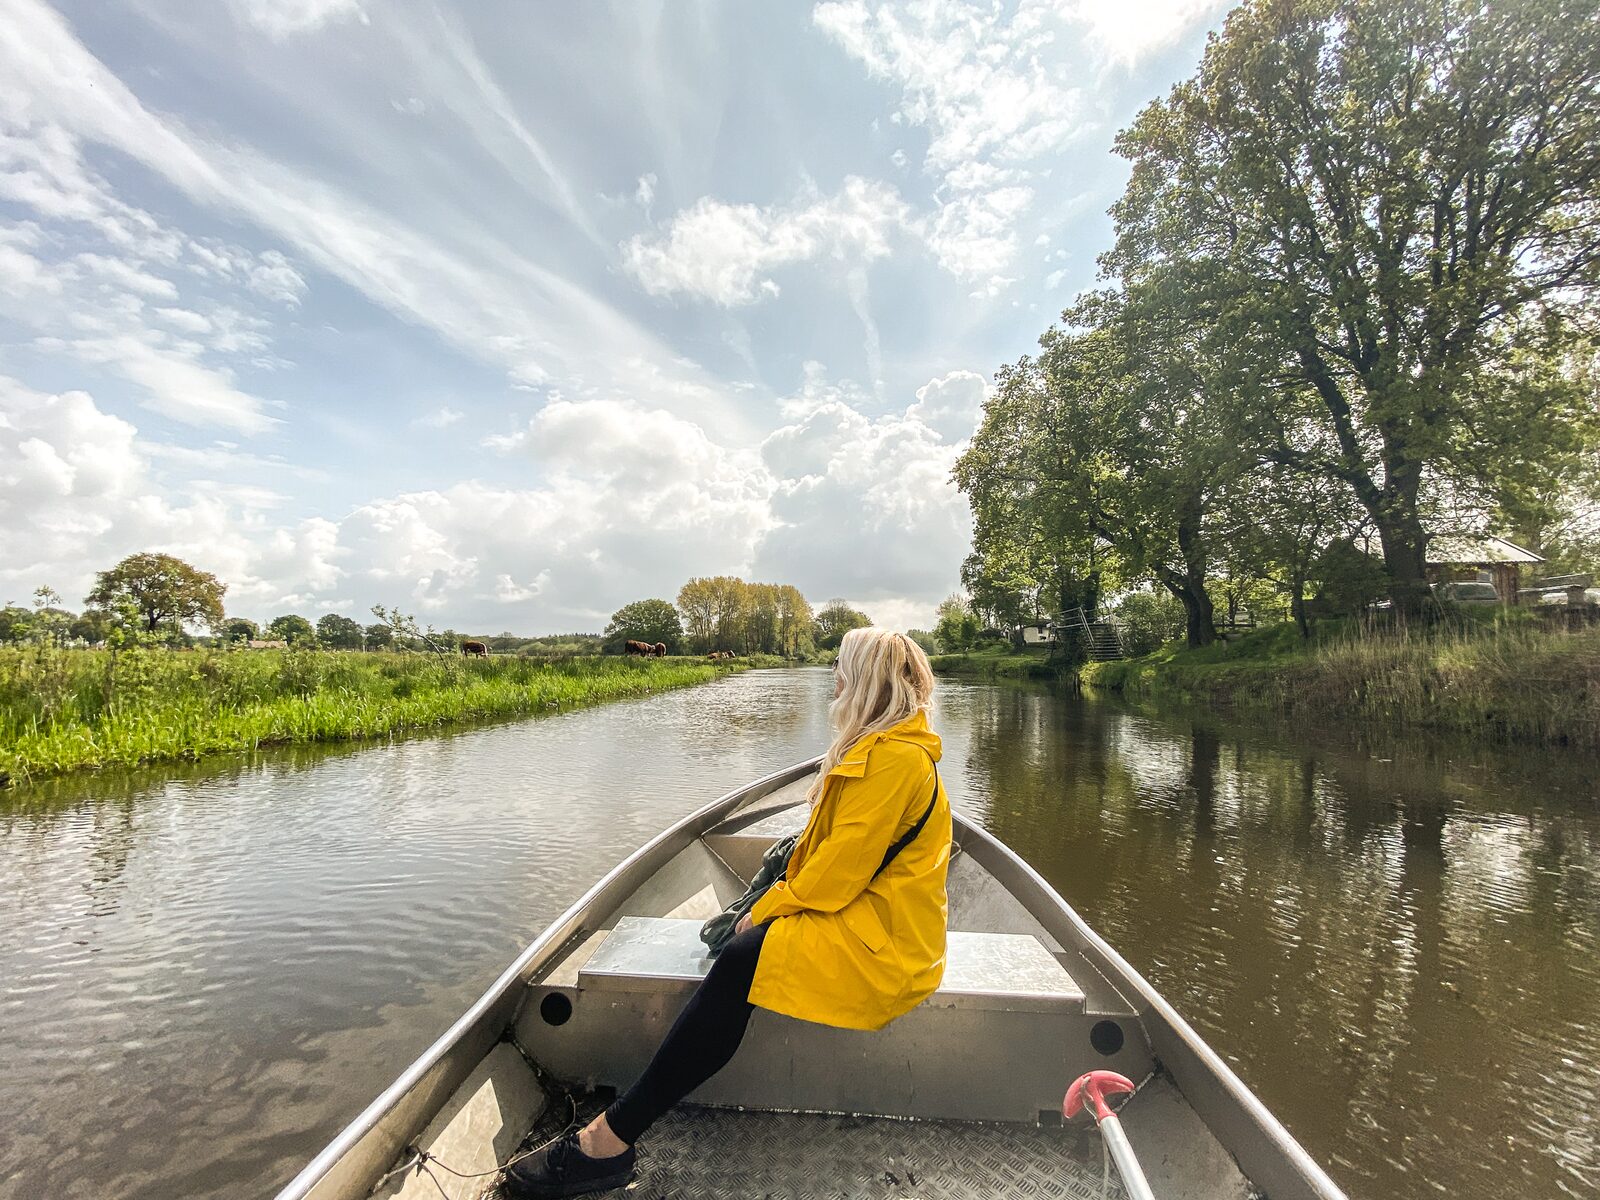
0;647;745;784
1082;618;1600;751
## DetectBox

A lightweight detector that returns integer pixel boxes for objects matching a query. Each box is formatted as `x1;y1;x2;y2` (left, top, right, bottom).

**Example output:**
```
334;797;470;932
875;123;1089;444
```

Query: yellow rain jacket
748;711;951;1031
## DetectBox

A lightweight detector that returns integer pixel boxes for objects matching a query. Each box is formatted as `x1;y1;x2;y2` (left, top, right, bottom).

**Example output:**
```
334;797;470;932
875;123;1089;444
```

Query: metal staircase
1058;607;1125;661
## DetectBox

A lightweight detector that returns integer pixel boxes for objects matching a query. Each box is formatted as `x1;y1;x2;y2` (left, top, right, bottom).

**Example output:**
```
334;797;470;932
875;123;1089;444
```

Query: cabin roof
1426;535;1544;565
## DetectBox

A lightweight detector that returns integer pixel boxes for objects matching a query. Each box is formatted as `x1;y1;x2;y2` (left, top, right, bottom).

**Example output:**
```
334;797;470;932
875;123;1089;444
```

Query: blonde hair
808;627;936;804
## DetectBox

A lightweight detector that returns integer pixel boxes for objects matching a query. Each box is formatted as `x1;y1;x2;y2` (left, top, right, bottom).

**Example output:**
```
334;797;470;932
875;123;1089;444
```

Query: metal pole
1098;1112;1157;1200
1065;1070;1157;1200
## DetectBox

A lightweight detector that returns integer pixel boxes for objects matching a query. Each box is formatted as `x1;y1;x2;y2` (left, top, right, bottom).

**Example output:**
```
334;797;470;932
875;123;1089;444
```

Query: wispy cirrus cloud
0;0;748;431
812;0;1085;292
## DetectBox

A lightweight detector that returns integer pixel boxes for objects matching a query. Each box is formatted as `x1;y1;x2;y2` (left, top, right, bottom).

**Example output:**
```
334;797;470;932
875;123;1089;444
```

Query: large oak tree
85;553;225;635
1108;0;1600;613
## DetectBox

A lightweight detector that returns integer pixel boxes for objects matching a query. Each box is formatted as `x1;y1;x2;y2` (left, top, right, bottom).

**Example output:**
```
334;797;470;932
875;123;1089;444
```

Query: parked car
1432;581;1502;604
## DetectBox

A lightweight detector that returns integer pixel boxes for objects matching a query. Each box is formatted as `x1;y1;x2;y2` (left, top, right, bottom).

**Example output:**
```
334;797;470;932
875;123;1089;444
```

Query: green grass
928;645;1070;680
0;647;748;784
1083;615;1600;750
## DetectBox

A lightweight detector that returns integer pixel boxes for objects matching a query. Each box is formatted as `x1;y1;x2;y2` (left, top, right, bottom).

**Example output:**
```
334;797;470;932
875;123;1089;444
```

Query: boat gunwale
272;757;819;1200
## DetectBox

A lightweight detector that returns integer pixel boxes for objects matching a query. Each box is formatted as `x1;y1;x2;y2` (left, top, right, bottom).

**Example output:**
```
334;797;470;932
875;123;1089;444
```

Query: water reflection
2;670;1597;1200
942;682;1600;1200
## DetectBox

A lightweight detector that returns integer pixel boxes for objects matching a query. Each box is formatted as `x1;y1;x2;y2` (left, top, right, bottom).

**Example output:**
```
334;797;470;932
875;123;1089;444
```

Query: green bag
699;833;798;956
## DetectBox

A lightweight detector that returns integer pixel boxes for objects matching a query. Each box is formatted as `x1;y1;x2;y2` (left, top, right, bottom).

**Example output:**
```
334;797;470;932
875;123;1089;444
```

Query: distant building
1426;535;1544;603
1017;622;1055;645
245;639;289;649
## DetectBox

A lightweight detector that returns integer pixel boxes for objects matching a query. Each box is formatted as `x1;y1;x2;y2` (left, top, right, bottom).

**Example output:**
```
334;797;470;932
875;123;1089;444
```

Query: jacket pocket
841;899;889;953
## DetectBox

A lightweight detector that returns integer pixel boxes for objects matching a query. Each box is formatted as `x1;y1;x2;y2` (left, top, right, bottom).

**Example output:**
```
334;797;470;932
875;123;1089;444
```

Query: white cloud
0;0;750;433
905;369;989;443
228;0;367;39
635;172;657;207
814;0;1087;291
415;405;465;429
753;378;972;615
1064;0;1228;67
622;177;910;305
0;375;310;609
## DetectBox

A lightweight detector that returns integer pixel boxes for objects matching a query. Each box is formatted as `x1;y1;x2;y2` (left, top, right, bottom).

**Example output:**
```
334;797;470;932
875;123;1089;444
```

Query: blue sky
1;0;1232;634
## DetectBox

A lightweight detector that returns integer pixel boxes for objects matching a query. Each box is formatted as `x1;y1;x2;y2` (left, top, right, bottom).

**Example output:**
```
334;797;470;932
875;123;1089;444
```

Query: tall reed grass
1083;619;1600;750
0;647;742;783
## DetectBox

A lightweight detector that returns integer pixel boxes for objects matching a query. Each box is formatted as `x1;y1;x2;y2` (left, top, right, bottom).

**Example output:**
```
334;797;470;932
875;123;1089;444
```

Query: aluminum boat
274;759;1347;1200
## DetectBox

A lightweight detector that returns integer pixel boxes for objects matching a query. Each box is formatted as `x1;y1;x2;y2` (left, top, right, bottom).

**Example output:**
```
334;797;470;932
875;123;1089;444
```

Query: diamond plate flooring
497;1093;1123;1200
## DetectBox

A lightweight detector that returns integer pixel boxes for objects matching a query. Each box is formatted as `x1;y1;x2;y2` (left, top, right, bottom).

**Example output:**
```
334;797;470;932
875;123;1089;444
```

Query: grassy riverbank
928;647;1071;680
0;647;747;784
1083;618;1600;751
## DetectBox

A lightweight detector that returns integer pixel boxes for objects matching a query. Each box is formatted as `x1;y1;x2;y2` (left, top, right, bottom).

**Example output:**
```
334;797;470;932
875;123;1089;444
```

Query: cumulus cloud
2;361;978;630
0;375;324;609
622;177;911;305
905;370;988;443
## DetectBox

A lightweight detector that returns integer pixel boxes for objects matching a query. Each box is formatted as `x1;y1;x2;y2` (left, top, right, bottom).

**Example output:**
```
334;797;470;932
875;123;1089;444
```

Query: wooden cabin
1425;535;1544;604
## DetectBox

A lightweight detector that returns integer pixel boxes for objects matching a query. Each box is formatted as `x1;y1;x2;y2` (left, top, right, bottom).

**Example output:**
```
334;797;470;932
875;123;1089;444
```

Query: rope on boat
379;1088;581;1187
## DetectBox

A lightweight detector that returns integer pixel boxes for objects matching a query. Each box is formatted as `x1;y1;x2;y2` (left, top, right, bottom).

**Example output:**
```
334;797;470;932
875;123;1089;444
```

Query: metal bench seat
579;915;1085;1013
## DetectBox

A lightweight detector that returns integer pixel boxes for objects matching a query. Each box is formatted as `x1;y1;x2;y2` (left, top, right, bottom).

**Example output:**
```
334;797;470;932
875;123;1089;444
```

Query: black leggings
603;922;770;1145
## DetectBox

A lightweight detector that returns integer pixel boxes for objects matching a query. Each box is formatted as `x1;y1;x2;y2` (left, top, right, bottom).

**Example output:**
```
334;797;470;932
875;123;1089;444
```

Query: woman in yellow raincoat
508;627;951;1198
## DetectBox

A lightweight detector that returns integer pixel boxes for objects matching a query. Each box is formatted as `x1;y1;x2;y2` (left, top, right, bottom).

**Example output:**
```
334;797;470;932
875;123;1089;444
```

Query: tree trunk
1174;495;1216;648
1375;468;1431;618
1291;577;1310;639
1182;587;1216;648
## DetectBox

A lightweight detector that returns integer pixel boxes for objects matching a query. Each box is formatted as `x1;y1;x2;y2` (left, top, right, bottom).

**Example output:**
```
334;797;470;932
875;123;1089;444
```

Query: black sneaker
502;1129;636;1198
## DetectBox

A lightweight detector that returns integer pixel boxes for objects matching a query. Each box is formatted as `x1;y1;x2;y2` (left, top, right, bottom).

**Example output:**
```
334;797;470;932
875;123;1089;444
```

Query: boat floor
495;1090;1127;1200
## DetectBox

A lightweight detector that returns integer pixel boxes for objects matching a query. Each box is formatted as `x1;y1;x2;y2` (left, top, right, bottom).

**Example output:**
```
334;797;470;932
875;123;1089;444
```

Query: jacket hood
829;709;942;778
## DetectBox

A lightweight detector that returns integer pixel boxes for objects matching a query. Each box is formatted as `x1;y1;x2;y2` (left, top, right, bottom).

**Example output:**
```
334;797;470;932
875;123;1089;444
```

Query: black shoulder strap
873;751;940;879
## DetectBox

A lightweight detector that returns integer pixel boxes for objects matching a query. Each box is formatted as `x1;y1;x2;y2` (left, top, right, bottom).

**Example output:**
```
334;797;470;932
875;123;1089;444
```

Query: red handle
1064;1070;1136;1123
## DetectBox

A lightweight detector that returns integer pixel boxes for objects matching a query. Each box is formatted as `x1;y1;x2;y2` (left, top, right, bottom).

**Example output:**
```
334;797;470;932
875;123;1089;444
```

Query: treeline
957;0;1600;648
603;577;874;658
5;553;888;662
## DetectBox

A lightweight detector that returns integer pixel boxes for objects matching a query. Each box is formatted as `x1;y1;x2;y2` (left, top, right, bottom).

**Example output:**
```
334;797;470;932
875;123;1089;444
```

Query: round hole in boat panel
1090;1019;1124;1056
540;992;573;1027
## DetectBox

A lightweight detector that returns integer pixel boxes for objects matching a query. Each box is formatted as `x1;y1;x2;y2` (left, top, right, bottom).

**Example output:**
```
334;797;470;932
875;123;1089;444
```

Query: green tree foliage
675;577;813;655
85;552;226;635
1107;0;1600;614
813;600;872;651
222;618;259;644
604;599;684;653
1111;591;1187;657
905;629;938;654
363;622;395;650
267;614;316;645
0;606;31;644
957;293;1241;648
932;595;981;652
315;613;365;650
69;608;114;645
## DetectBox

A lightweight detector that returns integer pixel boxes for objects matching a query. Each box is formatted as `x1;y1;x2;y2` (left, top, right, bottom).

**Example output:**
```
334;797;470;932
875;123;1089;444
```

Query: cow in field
654;642;667;657
461;640;489;658
625;639;654;657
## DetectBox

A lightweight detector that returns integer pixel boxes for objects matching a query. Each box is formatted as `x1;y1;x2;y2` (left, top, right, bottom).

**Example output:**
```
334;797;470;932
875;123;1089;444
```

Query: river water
1;668;1597;1199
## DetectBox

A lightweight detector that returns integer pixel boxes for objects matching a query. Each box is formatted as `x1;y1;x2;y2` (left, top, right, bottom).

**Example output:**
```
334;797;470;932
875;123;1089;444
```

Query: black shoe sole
502;1166;634;1199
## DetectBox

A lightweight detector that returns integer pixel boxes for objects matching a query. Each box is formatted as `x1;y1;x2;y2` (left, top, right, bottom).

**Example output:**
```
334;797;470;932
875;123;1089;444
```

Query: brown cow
461;640;488;658
624;639;654;657
654;642;667;657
